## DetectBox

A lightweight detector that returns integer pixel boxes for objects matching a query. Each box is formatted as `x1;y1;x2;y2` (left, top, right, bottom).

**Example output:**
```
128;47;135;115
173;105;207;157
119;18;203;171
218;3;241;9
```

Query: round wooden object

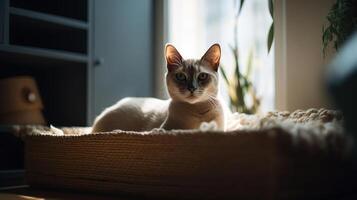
0;76;45;125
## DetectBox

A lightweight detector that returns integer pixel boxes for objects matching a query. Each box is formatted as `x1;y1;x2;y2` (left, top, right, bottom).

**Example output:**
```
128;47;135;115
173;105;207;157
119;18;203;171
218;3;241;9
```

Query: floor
0;186;135;200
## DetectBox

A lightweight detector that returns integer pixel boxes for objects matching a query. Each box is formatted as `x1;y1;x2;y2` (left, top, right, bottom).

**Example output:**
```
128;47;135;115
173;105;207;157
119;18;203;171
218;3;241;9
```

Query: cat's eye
198;73;208;81
175;73;186;81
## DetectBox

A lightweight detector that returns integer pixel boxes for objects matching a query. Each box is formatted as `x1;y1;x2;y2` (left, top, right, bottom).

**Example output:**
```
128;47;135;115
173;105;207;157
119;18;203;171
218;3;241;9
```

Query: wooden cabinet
0;0;154;126
0;0;155;187
0;0;91;126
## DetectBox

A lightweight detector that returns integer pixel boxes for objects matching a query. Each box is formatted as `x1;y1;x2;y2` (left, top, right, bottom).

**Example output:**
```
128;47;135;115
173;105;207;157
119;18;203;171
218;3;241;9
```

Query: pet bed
23;109;356;199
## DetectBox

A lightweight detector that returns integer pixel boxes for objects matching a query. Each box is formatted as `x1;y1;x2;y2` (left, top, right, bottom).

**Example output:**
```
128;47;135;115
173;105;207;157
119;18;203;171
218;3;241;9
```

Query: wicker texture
24;109;356;199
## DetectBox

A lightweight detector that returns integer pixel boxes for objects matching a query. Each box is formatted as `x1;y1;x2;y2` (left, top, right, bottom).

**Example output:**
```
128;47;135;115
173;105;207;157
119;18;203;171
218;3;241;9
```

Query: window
167;0;274;112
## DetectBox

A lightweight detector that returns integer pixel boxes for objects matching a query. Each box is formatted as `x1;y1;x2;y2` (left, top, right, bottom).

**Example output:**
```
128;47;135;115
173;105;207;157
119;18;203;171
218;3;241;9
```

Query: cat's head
165;44;221;104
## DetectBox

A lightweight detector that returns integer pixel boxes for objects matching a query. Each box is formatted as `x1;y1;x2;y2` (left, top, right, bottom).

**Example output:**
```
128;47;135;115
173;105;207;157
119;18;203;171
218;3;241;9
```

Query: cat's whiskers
192;90;217;108
205;94;219;109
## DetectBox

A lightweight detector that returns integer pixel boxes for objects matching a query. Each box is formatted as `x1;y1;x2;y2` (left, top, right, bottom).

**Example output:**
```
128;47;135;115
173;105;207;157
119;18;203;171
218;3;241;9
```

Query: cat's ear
201;44;221;71
165;44;183;71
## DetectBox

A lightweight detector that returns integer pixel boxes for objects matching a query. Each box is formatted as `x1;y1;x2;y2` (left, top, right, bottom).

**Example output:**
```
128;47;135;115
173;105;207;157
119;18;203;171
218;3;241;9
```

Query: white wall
275;0;335;111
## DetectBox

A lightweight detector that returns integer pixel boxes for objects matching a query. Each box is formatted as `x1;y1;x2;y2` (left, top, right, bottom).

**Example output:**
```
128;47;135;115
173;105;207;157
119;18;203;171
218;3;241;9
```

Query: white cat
92;44;228;132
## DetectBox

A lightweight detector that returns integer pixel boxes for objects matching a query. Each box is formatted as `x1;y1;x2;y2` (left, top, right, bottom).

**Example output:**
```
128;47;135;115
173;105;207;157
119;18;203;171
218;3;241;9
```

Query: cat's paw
50;125;64;136
199;121;218;132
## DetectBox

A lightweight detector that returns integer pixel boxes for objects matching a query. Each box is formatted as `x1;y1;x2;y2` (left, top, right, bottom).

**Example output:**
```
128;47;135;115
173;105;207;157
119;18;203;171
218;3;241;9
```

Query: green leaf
228;44;241;81
268;0;274;18
239;0;245;15
228;41;245;110
219;67;230;86
245;48;254;77
241;76;249;93
267;22;274;53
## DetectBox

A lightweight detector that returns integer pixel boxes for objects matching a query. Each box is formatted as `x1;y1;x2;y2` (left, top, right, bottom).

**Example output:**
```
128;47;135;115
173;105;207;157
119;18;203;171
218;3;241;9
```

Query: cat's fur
92;44;226;132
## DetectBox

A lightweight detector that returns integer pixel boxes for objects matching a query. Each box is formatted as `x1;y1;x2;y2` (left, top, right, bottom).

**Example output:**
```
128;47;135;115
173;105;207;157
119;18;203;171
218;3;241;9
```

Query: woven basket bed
23;109;356;199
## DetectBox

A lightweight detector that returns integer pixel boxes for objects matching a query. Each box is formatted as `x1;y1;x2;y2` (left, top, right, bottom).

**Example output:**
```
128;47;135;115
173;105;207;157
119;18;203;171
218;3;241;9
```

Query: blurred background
0;0;342;127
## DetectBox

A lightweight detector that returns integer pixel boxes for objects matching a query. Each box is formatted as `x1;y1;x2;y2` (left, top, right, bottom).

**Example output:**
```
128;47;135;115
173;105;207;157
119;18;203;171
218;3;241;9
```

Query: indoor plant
220;0;273;113
322;0;357;55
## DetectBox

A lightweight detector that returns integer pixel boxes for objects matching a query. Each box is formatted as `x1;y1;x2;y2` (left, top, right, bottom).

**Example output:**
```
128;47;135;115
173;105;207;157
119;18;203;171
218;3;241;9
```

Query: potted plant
322;0;357;55
220;0;274;113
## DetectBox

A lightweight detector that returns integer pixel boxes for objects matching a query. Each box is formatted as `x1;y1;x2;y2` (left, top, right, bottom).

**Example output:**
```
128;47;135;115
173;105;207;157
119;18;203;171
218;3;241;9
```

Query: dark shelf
0;170;25;188
10;0;88;21
0;128;24;170
0;44;88;65
10;7;88;30
10;15;87;54
0;0;90;127
0;65;88;127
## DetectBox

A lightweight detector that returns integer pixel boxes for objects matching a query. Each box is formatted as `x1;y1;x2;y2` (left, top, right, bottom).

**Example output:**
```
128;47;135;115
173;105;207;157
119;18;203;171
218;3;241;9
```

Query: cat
92;44;227;132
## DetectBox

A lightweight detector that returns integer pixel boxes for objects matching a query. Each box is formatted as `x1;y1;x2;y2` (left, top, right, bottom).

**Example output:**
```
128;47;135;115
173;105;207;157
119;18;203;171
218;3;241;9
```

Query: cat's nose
188;87;197;93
